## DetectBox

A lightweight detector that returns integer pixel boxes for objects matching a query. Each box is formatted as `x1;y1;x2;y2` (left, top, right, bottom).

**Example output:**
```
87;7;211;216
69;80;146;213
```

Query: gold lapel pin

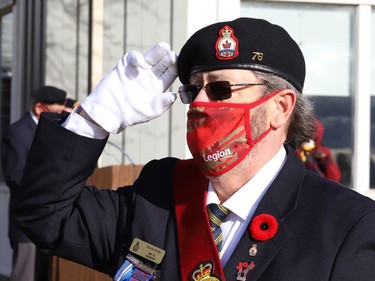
249;244;258;257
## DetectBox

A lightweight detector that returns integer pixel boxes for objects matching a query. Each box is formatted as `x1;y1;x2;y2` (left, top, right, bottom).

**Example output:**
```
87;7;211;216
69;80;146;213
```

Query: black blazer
1;112;36;243
13;114;375;281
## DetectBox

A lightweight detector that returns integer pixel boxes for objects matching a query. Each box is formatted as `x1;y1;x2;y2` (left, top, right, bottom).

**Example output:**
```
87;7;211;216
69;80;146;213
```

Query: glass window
45;1;90;103
102;0;126;73
99;0;175;167
241;2;355;186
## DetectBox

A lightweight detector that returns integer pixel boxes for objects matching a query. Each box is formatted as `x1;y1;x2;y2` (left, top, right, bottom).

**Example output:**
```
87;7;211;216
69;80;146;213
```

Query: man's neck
209;141;285;203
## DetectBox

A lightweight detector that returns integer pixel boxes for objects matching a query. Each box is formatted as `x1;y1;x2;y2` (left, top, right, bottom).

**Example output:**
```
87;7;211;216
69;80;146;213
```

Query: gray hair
254;71;316;150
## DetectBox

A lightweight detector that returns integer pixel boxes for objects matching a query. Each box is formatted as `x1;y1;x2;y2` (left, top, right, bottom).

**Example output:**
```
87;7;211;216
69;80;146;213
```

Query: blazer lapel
224;205;293;280
224;146;305;281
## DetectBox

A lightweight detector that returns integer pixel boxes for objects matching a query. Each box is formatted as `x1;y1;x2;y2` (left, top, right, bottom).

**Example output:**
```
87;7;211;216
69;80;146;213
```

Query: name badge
130;238;165;265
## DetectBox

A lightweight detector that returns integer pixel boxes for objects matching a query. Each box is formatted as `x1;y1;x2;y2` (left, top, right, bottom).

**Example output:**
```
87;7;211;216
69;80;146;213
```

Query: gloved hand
80;42;178;133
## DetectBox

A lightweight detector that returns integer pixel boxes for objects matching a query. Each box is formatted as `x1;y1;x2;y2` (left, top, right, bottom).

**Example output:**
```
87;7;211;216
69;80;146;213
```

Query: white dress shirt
206;146;286;266
30;110;38;124
62;107;109;139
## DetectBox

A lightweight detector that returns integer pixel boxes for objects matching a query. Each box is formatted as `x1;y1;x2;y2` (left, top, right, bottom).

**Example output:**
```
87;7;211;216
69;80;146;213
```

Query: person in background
1;85;66;281
296;118;342;182
64;98;80;113
12;18;375;281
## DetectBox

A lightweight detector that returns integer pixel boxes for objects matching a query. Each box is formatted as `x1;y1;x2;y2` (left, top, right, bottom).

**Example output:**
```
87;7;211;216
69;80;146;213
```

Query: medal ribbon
114;257;153;281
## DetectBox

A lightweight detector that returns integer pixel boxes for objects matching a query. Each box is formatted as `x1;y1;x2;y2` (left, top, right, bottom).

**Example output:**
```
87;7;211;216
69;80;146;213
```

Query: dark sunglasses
178;81;265;104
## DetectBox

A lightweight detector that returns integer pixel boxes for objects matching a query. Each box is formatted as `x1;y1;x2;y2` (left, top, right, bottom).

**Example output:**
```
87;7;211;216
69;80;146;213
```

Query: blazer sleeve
10;114;120;270
330;207;375;280
12;113;181;276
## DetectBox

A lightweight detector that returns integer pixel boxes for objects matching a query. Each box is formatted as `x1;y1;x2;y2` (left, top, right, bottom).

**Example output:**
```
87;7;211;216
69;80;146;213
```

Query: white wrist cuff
62;107;109;139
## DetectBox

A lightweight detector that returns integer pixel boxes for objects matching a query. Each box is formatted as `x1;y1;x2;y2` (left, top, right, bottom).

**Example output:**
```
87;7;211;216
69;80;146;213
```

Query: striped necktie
207;203;230;254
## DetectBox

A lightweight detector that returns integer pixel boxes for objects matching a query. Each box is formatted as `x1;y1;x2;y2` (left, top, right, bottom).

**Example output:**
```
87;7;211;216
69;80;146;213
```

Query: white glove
80;42;178;133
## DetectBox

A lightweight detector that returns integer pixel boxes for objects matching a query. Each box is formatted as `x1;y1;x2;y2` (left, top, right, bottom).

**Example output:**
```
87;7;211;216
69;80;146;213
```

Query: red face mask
186;91;279;177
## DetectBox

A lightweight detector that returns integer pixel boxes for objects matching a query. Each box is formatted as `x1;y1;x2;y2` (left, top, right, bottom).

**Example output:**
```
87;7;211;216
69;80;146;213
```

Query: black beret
177;17;305;92
31;86;67;105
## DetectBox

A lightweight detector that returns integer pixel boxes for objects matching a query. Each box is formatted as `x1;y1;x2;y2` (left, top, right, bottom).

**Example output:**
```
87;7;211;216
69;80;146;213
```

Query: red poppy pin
249;214;278;241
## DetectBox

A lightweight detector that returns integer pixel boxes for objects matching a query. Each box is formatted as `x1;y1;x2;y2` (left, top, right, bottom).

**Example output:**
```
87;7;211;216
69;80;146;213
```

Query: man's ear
34;102;45;119
270;90;296;129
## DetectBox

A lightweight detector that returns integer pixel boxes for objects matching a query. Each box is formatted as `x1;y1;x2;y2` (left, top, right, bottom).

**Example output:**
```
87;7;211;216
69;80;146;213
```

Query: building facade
0;0;374;277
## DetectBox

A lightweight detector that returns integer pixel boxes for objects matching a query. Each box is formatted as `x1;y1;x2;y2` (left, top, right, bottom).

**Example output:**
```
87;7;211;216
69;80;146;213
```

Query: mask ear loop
244;90;281;148
251;126;275;147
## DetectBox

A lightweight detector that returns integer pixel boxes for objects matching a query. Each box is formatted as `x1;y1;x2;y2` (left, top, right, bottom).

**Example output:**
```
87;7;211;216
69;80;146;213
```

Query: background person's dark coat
1;112;36;243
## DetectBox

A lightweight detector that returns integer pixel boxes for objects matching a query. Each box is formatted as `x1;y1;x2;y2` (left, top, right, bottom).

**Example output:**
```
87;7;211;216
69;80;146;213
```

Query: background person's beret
31;86;67;104
65;98;79;109
177;17;305;92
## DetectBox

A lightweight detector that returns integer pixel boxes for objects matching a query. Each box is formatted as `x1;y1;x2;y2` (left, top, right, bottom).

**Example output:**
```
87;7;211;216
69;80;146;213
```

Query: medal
249;244;258;256
236;260;255;281
190;261;222;281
